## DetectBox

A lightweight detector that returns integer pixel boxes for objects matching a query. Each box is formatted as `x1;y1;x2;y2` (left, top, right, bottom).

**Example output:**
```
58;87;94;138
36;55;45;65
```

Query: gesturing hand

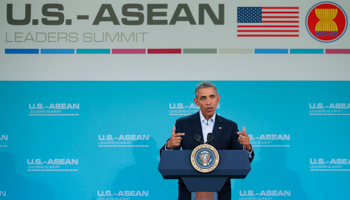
237;127;252;151
166;126;185;149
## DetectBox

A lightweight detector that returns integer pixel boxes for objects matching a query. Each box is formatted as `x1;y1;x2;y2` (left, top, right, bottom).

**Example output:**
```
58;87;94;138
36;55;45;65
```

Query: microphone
206;133;214;144
194;134;203;145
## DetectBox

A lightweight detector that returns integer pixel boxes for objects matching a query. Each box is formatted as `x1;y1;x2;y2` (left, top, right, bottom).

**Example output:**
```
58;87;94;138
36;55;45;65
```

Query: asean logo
191;144;219;173
306;2;348;43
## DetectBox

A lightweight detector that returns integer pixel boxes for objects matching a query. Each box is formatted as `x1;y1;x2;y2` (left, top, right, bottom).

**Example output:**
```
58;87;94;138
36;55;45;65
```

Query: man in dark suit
160;81;254;200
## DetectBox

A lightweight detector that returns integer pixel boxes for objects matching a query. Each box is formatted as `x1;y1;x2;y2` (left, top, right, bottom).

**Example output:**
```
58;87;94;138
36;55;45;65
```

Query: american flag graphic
237;7;299;37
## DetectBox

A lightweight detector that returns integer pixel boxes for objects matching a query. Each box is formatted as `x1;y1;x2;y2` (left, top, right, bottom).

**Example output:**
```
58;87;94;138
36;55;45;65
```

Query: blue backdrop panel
0;81;349;200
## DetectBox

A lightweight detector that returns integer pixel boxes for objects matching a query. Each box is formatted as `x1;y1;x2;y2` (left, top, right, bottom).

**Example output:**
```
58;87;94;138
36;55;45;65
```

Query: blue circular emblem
195;148;216;169
191;144;220;173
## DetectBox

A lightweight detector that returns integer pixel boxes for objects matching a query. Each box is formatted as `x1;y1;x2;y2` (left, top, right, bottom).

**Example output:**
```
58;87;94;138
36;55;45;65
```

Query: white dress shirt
199;110;216;143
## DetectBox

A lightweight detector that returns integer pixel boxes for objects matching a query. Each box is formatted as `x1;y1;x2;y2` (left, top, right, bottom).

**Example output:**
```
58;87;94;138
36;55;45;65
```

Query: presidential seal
191;144;219;173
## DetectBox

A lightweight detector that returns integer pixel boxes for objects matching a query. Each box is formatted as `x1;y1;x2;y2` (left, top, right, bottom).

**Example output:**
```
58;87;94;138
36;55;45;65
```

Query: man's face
194;87;220;120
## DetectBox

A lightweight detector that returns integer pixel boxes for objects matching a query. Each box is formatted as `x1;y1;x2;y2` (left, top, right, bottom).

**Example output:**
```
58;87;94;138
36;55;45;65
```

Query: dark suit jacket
160;112;254;200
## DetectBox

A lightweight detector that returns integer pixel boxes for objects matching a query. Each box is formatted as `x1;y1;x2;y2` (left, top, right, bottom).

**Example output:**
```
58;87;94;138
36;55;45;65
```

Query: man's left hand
237;127;252;151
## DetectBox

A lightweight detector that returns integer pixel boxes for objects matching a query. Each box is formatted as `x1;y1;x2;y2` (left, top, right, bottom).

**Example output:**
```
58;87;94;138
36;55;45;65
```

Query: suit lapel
190;112;204;143
212;114;224;147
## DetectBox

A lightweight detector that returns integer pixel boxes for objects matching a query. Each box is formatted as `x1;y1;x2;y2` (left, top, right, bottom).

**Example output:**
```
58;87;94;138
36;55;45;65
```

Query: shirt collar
199;110;216;124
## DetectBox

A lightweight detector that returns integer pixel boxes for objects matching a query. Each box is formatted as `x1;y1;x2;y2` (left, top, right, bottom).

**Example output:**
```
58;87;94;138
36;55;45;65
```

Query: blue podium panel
159;150;251;179
182;177;228;192
159;150;251;192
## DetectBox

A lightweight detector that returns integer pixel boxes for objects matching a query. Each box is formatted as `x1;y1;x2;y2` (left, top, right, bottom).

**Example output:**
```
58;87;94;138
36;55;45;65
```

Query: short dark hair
195;81;218;97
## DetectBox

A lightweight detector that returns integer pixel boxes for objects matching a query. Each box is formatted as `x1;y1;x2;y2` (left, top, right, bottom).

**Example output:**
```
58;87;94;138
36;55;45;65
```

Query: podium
158;150;251;200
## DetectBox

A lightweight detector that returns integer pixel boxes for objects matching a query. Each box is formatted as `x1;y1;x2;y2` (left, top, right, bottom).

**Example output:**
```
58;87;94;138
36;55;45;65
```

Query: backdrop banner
1;0;350;200
1;0;350;80
1;81;350;200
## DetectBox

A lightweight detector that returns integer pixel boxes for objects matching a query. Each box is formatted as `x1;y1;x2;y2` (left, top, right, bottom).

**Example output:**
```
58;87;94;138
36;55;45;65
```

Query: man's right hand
166;126;185;149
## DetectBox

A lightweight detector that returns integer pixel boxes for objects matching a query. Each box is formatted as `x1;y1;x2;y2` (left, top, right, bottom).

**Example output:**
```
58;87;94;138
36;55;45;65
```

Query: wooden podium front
192;192;218;200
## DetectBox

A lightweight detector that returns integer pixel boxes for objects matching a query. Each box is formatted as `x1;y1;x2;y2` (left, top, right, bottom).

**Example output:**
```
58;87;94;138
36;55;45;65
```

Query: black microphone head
194;134;202;145
207;133;214;144
194;134;201;141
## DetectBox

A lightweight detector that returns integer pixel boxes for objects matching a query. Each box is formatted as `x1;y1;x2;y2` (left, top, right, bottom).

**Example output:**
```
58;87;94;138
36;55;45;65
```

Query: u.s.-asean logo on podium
306;2;348;43
191;144;219;173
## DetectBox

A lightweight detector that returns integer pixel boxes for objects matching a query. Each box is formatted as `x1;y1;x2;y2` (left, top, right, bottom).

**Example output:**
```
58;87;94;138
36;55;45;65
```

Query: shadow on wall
232;141;308;199
0;152;55;200
110;137;177;200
